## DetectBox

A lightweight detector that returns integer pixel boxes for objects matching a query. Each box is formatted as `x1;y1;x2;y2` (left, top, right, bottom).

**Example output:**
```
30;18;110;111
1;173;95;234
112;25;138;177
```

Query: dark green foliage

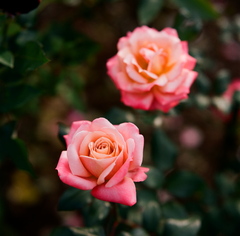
151;129;178;171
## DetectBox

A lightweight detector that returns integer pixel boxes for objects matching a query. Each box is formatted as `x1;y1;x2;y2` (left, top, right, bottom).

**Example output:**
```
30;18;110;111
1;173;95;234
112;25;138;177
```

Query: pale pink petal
116;123;144;169
80;154;118;178
116;71;135;91
91;177;137;206
181;41;189;54
128;26;159;51
163;27;179;37
126;64;148;83
56;151;97;190
139;68;158;80
90;117;116;131
101;127;125;147
121;90;154;110
67;131;92;177
107;56;120;83
154;87;188;106
165;62;184;81
163;70;188;93
184;55;197;70
97;161;117;185
106;139;134;188
127;167;149;182
102;148;126;180
139;47;156;62
182;70;198;87
117;32;133;49
150;98;180;112
167;40;183;65
64;121;91;145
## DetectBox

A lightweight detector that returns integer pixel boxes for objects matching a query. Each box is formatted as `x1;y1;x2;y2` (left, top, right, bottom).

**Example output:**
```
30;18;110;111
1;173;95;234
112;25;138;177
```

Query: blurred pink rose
212;79;240;122
180;127;203;149
56;118;149;206
223;79;240;101
107;26;198;112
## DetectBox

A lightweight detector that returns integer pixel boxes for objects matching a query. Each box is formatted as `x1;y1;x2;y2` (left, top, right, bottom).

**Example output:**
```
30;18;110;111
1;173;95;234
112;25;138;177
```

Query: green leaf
58;122;68;148
0;84;40;112
151;129;178;171
84;198;110;226
50;227;73;236
6;21;22;37
174;13;202;41
142;201;161;232
162;201;188;219
50;226;106;236
130;228;149;236
15;41;49;73
0;121;16;139
137;0;164;25
0;137;35;177
0;50;14;68
127;205;143;225
173;0;219;20
11;139;35;176
163;217;201;236
223;199;240;218
117;232;132;236
143;167;164;189
213;70;230;95
215;173;235;197
58;187;92;211
194;70;211;94
104;107;130;125
69;226;106;236
165;171;204;198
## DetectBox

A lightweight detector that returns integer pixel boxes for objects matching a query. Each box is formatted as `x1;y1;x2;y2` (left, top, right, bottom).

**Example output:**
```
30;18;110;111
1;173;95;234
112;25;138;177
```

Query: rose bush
56;118;149;206
107;26;198;112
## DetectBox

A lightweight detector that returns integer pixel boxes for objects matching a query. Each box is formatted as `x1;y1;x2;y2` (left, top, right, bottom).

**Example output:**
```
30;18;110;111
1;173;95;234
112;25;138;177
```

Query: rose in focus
107;26;198;112
56;118;149;206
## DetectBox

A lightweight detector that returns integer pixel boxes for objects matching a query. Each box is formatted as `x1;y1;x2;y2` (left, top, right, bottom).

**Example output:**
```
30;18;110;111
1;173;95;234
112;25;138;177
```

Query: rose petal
106;138;135;188
80;154;118;178
64;121;91;145
126;64;149;83
67;131;92;177
127;167;149;182
121;90;154;110
56;151;97;190
91;177;137;206
116;122;144;169
90;117;116;131
163;27;179;37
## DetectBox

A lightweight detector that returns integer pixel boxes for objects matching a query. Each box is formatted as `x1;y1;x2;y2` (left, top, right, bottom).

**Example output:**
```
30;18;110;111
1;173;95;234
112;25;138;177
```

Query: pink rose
56;118;149;206
107;26;198;112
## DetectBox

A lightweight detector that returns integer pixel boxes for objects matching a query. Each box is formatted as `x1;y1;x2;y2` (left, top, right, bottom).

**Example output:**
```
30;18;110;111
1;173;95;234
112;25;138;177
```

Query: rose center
88;137;116;159
141;47;168;72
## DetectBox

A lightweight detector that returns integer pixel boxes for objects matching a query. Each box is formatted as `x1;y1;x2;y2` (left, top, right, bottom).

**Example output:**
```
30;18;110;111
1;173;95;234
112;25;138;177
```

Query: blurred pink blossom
221;41;240;61
180;127;203;149
223;79;240;101
107;26;197;112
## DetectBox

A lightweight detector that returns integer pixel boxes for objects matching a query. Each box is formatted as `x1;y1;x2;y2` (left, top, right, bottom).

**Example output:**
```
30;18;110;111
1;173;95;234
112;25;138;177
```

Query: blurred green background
1;0;240;235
